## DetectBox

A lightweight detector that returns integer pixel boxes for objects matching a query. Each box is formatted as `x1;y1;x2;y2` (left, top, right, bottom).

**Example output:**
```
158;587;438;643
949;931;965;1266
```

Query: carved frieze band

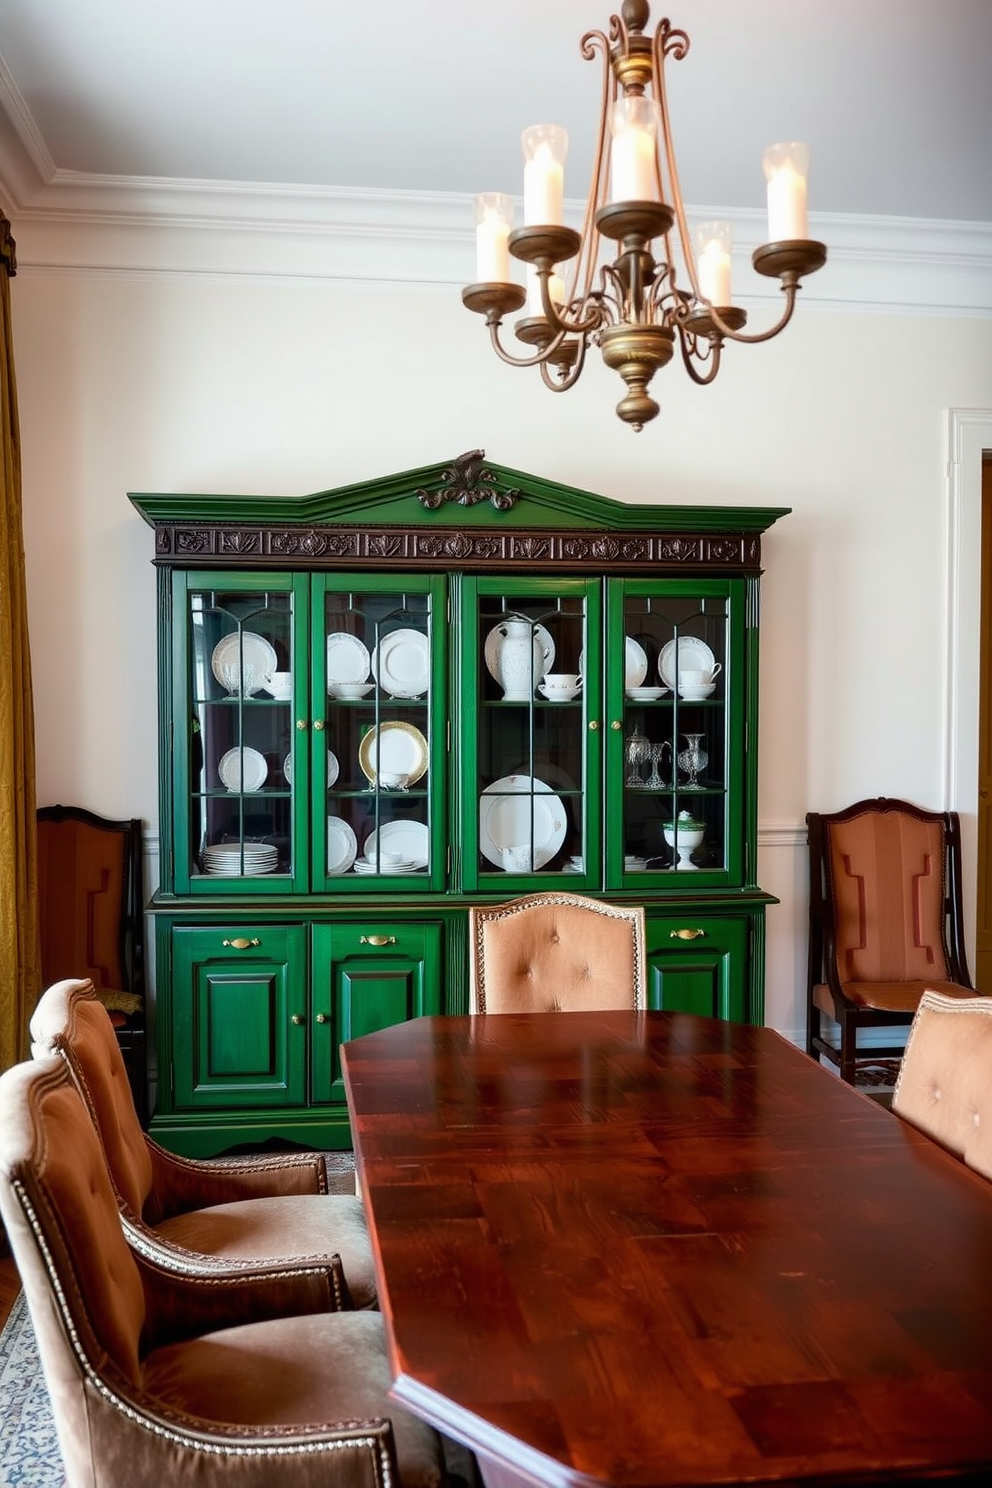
154;524;761;571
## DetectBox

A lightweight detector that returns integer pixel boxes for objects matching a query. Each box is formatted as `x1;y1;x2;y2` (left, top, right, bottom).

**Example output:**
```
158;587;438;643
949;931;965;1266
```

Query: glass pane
622;593;729;873
478;594;586;877
188;590;294;881
323;589;432;881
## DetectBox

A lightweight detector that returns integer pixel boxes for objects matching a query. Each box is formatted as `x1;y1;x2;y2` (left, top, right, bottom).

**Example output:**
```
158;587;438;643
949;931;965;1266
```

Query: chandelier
461;0;827;431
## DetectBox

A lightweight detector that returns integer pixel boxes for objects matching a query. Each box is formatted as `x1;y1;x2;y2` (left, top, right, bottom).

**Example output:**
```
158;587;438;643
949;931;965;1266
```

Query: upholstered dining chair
0;1055;445;1488
892;990;992;1173
469;892;646;1013
806;797;974;1087
36;803;148;1120
30;978;378;1309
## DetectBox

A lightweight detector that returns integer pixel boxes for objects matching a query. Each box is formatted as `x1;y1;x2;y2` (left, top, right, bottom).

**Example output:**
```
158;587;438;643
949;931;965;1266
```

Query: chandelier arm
653;23;698;300
677;325;723;385
538;335;589;393
705;285;800;344
537;276;607;339
485;318;572;371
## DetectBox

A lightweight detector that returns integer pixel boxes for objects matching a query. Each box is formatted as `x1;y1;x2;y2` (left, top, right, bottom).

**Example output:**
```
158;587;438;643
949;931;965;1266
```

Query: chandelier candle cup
764;142;810;240
522;126;567;225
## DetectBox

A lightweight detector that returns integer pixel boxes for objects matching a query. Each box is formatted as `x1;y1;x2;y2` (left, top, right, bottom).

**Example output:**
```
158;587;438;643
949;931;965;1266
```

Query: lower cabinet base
148;1107;355;1160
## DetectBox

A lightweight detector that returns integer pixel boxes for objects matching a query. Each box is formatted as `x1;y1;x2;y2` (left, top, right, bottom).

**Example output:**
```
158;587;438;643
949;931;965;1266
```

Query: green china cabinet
131;451;786;1155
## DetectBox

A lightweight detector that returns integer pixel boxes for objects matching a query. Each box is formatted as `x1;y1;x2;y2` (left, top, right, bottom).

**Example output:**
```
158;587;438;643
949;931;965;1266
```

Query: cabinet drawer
645;913;748;1021
170;924;309;1111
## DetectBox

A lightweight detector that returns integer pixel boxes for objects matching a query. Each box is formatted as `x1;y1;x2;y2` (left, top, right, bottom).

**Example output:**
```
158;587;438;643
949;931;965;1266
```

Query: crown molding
1;118;989;315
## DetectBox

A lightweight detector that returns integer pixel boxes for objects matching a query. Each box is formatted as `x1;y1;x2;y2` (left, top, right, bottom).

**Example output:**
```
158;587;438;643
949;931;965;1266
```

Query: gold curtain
0;216;40;1071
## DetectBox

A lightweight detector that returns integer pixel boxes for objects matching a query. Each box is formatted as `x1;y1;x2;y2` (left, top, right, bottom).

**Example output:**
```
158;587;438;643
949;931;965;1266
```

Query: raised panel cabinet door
310;922;443;1105
171;925;308;1109
645;913;749;1021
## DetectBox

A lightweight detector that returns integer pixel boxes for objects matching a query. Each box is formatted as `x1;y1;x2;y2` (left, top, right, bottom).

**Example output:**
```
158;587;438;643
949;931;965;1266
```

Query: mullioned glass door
172;571;309;895
458;576;602;891
606;577;747;888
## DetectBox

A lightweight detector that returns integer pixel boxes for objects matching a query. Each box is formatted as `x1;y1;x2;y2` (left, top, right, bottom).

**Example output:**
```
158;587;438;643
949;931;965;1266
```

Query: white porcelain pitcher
493;617;550;701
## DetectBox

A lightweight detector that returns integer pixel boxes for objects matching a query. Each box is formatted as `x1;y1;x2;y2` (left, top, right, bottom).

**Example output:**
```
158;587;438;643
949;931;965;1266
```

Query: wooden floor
0;1252;20;1329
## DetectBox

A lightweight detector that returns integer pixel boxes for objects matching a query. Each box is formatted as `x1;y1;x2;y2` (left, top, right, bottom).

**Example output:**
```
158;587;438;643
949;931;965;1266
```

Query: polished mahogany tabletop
342;1011;992;1488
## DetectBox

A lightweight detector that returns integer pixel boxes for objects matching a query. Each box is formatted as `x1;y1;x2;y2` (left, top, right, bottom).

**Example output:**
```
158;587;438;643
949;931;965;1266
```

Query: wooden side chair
36;803;147;1120
892;990;992;1166
30;978;378;1310
0;1055;445;1488
469;892;646;1014
806;796;974;1087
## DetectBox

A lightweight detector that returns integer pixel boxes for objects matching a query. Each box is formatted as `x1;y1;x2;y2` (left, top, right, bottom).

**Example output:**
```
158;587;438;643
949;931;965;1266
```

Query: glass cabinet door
311;574;446;893
173;572;309;894
606;578;746;887
459;577;602;890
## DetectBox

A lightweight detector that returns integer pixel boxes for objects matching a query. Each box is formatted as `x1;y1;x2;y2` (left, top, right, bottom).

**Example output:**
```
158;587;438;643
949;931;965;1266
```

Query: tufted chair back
30;978;156;1219
469;893;646;1014
893;991;992;1168
0;1058;147;1482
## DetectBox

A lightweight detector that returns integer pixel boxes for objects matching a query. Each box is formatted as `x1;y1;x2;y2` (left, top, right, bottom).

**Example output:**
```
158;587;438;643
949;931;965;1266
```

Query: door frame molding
947;407;992;959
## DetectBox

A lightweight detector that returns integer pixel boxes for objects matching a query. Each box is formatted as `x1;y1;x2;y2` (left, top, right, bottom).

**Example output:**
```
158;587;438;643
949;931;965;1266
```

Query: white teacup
501;844;533;873
543;673;582;691
265;670;293;699
376;771;409;790
678;663;721;687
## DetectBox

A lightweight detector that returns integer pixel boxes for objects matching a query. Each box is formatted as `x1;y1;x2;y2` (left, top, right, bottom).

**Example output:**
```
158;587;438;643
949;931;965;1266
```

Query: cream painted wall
13;263;992;1042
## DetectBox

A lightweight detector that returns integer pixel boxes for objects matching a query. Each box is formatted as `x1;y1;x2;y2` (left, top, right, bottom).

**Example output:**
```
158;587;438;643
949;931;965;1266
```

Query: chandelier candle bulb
474;193;514;281
696;222;733;304
763;142;810;239
610;97;659;202
522;125;567;224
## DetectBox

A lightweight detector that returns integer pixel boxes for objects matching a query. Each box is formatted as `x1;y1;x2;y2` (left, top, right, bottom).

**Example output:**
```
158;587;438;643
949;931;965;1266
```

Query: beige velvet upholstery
0;1056;444;1488
30;979;377;1309
893;991;992;1176
469;893;646;1014
806;798;974;1085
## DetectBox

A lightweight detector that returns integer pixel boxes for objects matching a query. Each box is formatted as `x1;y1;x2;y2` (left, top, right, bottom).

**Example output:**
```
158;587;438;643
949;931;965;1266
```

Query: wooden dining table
341;1010;992;1488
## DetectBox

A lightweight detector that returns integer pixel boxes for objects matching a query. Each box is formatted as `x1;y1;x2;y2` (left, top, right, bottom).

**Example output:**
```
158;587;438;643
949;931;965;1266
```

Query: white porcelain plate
372;628;430;698
283;750;338;788
326;816;358;875
578;636;648;689
358;722;428;785
211;632;278;695
325;632;371;688
364;819;430;870
217;746;268;792
659;636;717;688
479;774;567;870
484;620;556;687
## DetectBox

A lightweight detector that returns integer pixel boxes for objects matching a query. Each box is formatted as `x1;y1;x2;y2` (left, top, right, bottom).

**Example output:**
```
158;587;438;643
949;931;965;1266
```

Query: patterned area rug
0;1292;63;1486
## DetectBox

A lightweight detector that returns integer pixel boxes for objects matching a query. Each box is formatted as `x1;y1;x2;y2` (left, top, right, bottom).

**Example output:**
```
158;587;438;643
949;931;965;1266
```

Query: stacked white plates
352;857;420;874
202;842;279;876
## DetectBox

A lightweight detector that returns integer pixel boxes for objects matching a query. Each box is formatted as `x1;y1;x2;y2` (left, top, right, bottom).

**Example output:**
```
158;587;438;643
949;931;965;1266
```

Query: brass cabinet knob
360;934;396;946
588;720;599;731
222;937;260;949
313;719;325;732
296;719;308;731
315;1013;329;1024
291;1014;305;1025
669;928;706;940
611;720;622;730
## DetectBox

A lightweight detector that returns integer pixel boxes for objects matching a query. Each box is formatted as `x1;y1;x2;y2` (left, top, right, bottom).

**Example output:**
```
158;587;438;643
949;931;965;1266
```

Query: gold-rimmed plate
358;721;429;785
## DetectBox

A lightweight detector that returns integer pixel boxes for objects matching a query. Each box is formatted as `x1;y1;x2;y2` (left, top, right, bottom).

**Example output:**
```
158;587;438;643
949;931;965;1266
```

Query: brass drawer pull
360;934;396;947
670;928;706;940
222;937;260;949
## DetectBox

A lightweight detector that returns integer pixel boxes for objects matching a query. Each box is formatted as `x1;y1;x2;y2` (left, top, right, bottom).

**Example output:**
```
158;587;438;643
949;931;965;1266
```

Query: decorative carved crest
417;449;521;512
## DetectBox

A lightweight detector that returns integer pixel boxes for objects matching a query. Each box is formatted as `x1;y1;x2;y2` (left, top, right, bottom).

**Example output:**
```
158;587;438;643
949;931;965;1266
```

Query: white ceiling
0;0;990;226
